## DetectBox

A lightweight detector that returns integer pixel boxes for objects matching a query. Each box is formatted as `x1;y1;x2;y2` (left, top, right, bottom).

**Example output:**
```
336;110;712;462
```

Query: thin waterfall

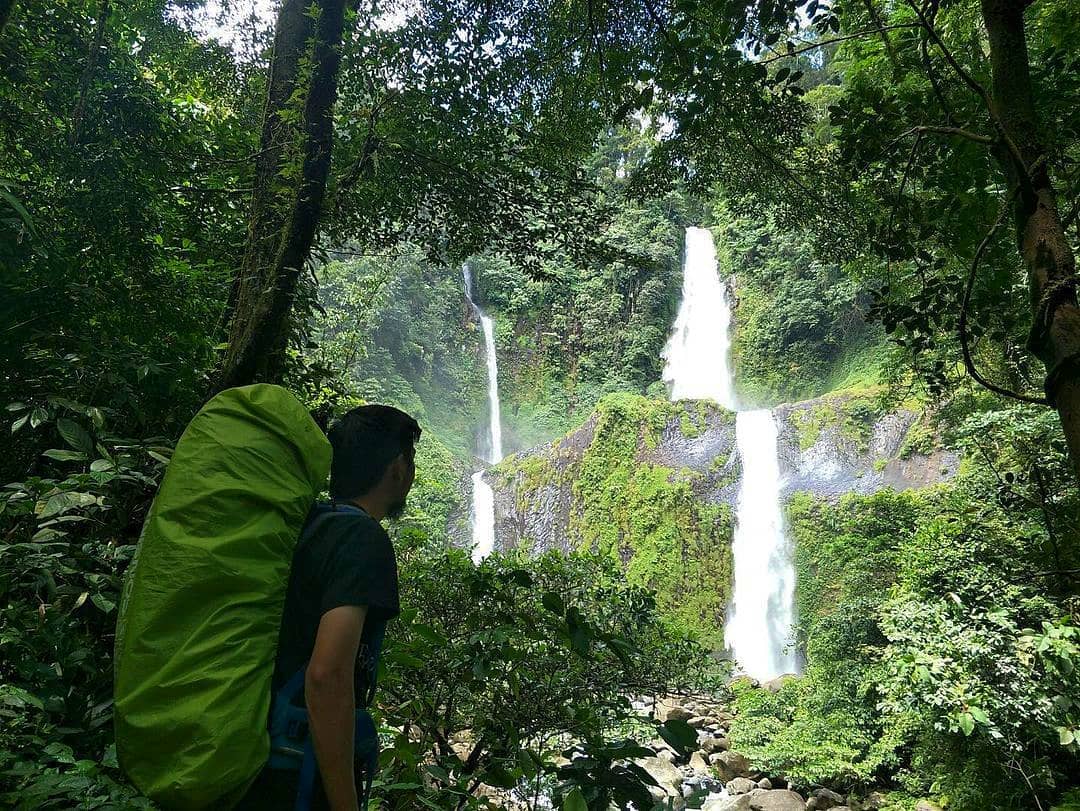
662;226;798;680
463;263;502;562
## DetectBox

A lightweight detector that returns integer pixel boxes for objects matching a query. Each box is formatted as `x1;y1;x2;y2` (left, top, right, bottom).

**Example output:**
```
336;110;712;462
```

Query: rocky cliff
480;391;956;646
488;390;956;554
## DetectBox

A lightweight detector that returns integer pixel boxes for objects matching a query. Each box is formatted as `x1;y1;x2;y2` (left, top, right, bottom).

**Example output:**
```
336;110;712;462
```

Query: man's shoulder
302;504;390;556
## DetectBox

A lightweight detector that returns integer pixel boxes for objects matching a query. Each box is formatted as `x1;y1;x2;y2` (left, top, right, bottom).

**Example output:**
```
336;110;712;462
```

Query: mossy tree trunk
981;0;1080;482
214;0;349;392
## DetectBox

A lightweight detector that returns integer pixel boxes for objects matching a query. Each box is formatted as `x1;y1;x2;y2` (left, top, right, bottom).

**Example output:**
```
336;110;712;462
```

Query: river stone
727;777;757;795
701;735;730;754
664;705;695;723
761;675;796;693
757;778;773;790
711;750;752;781
636;756;684;796
849;792;887;811
749;789;807;811
806;788;844;810
690;752;709;771
704;796;753;811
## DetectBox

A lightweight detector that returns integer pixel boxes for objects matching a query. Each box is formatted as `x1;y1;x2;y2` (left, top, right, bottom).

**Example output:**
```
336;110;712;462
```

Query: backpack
114;384;332;809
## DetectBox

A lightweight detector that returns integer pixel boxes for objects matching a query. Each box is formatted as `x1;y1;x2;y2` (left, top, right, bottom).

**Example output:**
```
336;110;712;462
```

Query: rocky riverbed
629;694;943;811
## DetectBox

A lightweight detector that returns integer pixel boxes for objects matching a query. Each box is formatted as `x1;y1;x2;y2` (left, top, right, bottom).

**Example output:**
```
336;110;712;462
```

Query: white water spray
463;264;503;561
662;227;798;680
662;227;736;409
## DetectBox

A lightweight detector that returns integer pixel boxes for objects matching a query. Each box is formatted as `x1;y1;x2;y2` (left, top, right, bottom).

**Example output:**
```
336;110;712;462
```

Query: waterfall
463;263;502;562
662;226;798;681
662;227;736;409
724;410;798;679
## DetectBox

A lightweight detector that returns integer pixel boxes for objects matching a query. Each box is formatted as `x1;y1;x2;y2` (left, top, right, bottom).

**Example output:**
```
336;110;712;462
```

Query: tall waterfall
662;226;798;681
463;264;502;562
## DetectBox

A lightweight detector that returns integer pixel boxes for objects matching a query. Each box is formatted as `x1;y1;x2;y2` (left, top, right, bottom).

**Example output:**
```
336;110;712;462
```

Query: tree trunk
214;0;349;391
981;0;1080;481
0;0;16;35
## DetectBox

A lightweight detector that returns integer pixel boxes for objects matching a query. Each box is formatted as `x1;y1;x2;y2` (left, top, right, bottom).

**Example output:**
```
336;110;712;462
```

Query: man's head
327;404;421;520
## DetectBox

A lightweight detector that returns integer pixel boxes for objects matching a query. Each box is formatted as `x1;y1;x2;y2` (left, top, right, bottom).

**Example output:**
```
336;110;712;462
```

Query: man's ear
389;454;409;482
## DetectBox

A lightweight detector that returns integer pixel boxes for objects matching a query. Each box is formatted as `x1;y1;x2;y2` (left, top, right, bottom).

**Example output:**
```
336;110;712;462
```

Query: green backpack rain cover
114;384;331;809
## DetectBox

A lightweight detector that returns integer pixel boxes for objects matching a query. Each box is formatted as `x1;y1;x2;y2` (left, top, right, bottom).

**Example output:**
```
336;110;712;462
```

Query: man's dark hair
327;405;421;501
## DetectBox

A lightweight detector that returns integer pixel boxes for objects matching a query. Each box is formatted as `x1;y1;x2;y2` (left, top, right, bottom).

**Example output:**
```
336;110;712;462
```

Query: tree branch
906;0;1030;184
897;125;995;144
759;23;921;64
958;191;1050;404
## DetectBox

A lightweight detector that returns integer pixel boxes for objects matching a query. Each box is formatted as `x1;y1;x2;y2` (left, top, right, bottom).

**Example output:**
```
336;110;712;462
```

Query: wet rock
748;789;807;811
728;777;757;795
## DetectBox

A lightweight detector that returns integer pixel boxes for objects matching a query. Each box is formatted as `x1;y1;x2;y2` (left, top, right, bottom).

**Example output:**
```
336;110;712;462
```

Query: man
238;404;420;811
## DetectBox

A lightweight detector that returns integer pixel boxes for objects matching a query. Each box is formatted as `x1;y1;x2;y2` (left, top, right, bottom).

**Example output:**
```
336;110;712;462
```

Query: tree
215;0;350;390
619;0;1080;477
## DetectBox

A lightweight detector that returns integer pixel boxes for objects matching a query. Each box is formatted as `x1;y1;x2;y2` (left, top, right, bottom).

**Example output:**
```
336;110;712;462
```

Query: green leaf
1060;727;1076;746
968;706;988;725
542;591;565;615
57;417;93;453
91;594;116;614
29;407;48;428
11;413;28;433
563;787;587;811
42;449;88;462
958;711;975;736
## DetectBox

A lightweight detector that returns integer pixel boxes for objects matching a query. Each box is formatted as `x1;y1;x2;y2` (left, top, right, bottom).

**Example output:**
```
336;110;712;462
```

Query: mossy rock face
774;392;958;500
490;393;738;648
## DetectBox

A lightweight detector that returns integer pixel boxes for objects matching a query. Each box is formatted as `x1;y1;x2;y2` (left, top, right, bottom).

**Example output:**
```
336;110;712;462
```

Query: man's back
238;502;400;811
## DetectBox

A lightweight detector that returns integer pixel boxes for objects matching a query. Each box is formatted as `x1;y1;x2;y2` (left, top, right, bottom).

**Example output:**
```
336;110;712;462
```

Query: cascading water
463;263;503;562
662;226;798;681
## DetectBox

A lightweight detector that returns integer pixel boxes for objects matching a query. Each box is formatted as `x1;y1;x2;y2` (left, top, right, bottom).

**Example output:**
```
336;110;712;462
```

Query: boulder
806;788;844;810
848;792;887;811
915;802;944;811
711;750;752;782
636;755;684;799
757;778;773;790
749;789;808;811
689;752;710;771
660;704;695;721
704;796;753;811
688;715;710;728
701;736;730;754
761;675;796;693
728;777;757;795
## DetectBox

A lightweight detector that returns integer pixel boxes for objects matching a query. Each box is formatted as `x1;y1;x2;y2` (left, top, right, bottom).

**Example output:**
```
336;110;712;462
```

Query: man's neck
348;495;385;522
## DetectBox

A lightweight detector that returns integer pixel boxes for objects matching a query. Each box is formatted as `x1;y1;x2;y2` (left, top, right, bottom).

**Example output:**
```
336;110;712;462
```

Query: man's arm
306;604;367;811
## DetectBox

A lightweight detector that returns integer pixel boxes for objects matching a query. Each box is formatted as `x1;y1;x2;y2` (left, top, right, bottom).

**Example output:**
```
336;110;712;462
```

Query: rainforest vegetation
1;0;1079;809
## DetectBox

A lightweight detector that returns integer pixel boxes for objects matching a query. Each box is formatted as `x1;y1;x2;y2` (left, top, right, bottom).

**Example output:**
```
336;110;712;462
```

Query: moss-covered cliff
490;393;737;647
